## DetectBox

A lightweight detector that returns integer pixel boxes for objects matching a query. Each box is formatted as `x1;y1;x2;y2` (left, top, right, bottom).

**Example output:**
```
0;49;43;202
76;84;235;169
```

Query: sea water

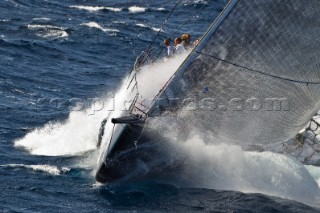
1;0;320;212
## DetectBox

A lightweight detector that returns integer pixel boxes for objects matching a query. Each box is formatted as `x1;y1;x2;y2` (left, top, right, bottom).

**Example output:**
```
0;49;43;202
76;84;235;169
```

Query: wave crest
70;5;122;12
128;6;146;13
27;24;68;39
1;164;70;176
81;22;119;33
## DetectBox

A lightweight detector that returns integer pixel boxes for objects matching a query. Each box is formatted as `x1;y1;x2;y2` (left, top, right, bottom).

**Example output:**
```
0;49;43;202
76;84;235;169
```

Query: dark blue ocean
1;0;320;212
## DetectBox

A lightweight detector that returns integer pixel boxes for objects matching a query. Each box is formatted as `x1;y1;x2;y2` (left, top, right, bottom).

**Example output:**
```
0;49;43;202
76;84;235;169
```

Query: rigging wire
130;1;210;99
145;0;182;52
102;1;212;150
154;2;209;60
127;0;181;80
126;0;183;116
105;0;183;150
168;3;208;39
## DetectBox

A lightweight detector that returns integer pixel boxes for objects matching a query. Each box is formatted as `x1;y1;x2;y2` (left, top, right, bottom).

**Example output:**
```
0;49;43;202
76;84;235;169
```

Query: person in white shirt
174;37;185;54
163;38;174;57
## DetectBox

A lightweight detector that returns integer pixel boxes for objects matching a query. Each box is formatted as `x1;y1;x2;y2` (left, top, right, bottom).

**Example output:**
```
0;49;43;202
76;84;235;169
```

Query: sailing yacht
95;0;320;183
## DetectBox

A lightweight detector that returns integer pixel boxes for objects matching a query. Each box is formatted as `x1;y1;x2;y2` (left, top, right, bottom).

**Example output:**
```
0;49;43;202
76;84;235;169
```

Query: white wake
14;52;190;157
167;134;320;207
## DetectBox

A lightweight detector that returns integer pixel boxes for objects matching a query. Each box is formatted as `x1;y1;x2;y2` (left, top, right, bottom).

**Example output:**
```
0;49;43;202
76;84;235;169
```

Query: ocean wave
151;27;161;32
112;20;126;24
27;24;65;30
81;22;119;33
104;7;123;12
14;109;100;156
128;6;146;13
136;23;162;32
183;0;209;6
37;30;68;39
27;24;68;39
156;8;166;11
146;132;320;207
32;17;51;21
70;5;147;13
0;164;70;176
194;0;209;4
70;5;122;12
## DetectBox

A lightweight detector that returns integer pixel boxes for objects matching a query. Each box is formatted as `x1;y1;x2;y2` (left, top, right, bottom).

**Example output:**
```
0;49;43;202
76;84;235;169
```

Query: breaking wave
14;51;191;157
128;6;146;13
32;17;51;21
70;5;122;12
27;24;68;39
156;8;166;11
136;23;162;32
143;130;320;208
81;22;119;33
70;5;148;14
0;164;70;176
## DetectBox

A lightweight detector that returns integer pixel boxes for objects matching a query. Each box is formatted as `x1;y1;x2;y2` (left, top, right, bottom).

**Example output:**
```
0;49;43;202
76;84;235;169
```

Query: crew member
174;37;185;54
163;38;175;57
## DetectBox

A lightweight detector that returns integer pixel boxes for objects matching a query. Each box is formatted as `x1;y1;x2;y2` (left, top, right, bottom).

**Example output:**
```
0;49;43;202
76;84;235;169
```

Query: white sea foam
96;51;192;165
37;30;68;39
105;7;123;12
151;27;161;32
71;5;104;12
136;23;147;28
306;165;320;187
156;8;166;11
183;0;208;6
27;24;64;30
81;22;119;33
194;0;209;4
27;24;68;39
112;20;126;24
14;112;101;156
32;17;51;21
1;164;70;176
128;6;146;13
70;5;122;12
135;51;191;102
14;52;190;158
158;133;320;207
136;23;162;32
